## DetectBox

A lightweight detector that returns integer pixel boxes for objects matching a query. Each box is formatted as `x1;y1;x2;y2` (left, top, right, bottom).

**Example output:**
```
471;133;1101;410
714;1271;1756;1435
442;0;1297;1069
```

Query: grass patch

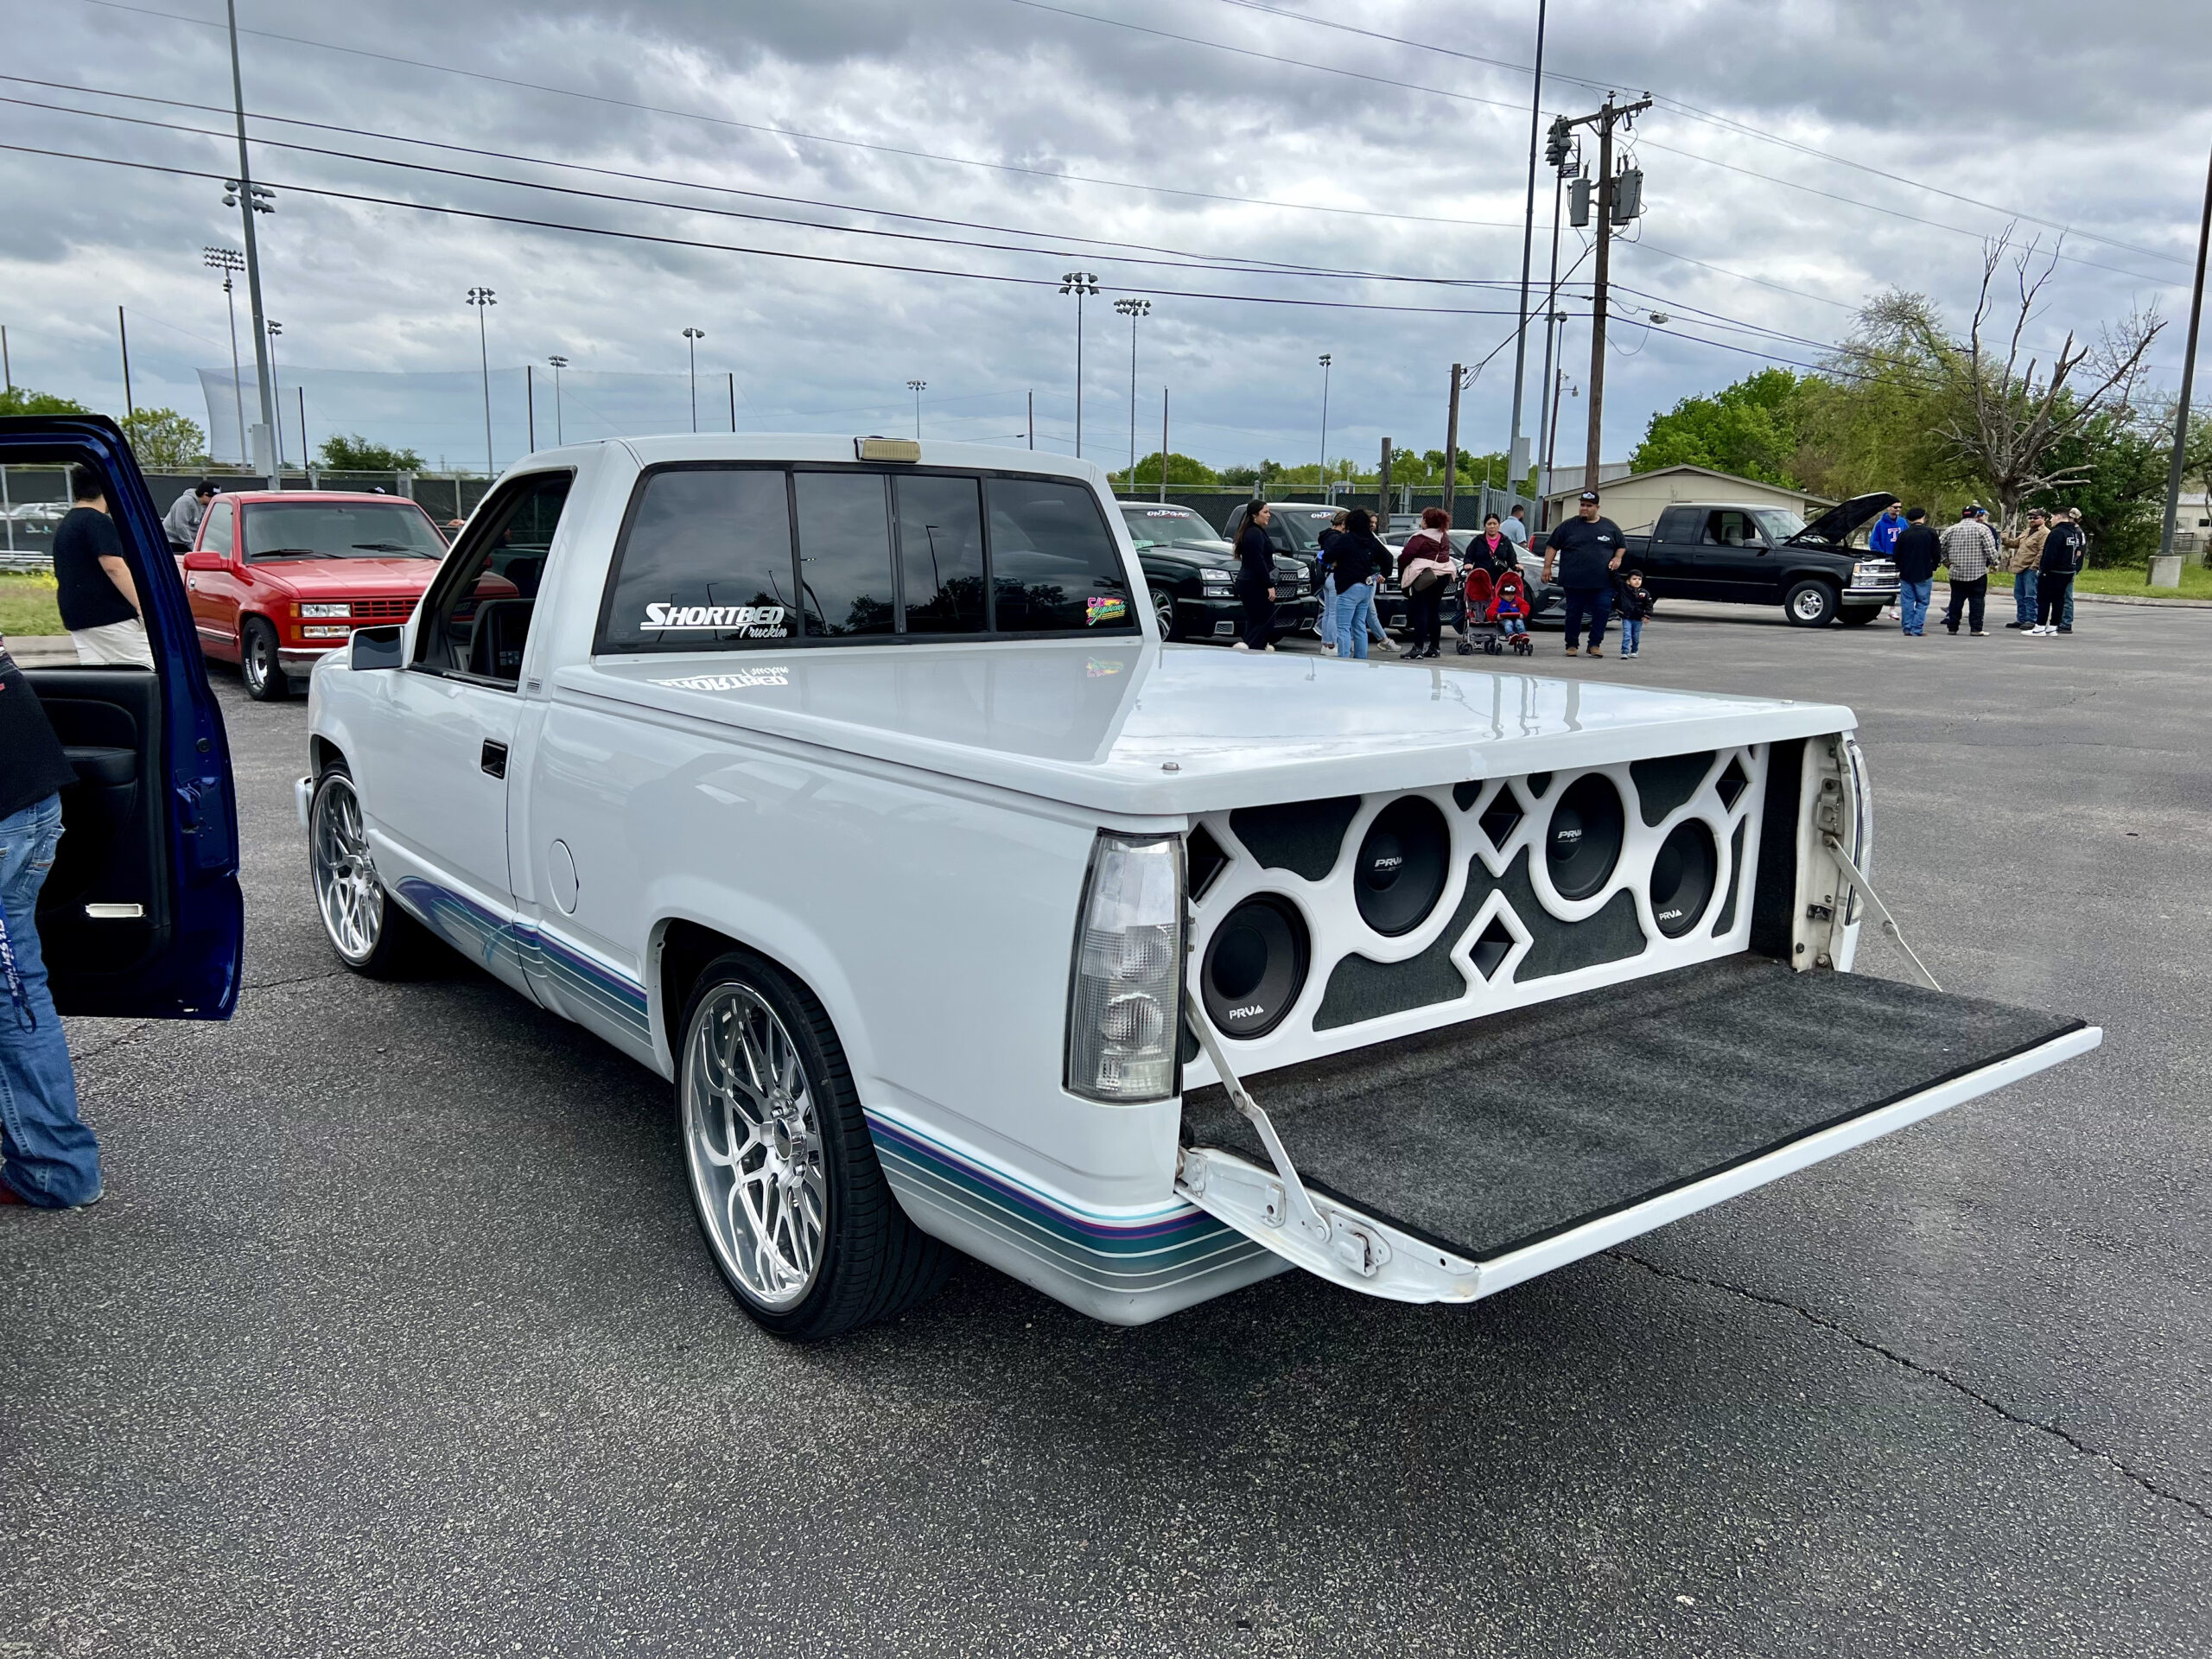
0;571;65;638
2075;564;2212;601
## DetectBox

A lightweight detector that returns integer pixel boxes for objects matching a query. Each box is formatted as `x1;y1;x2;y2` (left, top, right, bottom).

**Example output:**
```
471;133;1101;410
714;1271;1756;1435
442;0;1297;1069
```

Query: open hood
1789;491;1897;549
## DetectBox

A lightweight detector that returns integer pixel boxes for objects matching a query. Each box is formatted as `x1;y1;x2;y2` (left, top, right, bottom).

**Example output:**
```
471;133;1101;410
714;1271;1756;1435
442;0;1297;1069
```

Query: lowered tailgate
1177;956;2096;1301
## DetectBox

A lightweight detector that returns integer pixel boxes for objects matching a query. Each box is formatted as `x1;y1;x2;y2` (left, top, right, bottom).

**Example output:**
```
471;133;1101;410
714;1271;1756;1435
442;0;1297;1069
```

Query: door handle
480;739;508;779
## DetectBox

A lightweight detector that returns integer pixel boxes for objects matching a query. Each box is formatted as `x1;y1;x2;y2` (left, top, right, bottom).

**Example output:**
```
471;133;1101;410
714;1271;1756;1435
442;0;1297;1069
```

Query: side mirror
349;625;404;671
182;549;226;571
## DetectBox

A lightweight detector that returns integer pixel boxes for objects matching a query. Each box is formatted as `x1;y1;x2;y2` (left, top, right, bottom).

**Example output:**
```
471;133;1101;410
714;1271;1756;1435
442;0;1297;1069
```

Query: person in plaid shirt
1938;505;1999;635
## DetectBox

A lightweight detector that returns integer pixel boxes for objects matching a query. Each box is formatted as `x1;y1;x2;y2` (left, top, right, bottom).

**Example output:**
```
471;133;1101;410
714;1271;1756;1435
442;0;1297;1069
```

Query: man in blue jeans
1890;508;1940;636
0;631;105;1209
1541;489;1627;658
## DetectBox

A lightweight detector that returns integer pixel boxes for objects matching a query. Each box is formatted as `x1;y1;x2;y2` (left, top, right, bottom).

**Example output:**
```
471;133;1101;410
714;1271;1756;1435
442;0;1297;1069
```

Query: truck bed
1181;956;2081;1263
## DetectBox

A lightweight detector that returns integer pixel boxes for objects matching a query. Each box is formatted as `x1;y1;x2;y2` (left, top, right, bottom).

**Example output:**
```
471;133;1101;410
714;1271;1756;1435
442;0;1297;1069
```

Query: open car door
1;416;243;1017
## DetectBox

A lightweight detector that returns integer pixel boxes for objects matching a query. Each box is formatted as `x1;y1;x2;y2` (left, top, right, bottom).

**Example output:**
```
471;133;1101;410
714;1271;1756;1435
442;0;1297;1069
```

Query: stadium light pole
683;327;705;432
221;0;276;477
1317;353;1333;501
204;245;248;466
906;379;926;439
467;287;496;477
1060;271;1099;457
1115;296;1150;491
547;354;568;446
264;319;284;472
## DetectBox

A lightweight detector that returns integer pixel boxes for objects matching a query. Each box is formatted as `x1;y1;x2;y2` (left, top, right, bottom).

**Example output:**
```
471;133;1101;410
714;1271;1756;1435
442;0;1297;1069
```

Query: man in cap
1540;489;1628;658
1937;504;1997;636
162;479;217;550
2000;507;2048;629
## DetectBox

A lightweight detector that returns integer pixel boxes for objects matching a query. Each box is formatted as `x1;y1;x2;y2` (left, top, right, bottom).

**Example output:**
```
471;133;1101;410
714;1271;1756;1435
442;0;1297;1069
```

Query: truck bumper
1183;594;1319;639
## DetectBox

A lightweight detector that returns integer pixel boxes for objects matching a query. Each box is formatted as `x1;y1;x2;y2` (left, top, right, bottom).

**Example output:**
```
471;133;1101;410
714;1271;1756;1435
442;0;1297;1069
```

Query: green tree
0;386;90;416
1114;451;1219;491
1630;369;1807;486
318;433;426;472
122;407;208;470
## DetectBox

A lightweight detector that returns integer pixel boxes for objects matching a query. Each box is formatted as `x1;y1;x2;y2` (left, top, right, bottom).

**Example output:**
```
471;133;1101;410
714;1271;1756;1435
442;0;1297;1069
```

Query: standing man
2031;511;2085;636
162;479;217;550
0;628;106;1208
52;467;154;668
1891;508;1940;635
2000;507;2047;629
1501;503;1530;552
2063;507;2087;632
1541;489;1627;658
1869;501;1906;557
1937;504;1997;637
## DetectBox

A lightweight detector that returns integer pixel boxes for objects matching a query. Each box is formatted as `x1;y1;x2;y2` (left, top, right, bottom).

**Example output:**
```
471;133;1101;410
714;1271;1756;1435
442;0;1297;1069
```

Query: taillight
1064;832;1185;1103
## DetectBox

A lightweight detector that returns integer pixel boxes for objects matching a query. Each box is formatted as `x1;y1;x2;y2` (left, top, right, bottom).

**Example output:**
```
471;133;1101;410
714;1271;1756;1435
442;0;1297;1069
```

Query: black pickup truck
1605;492;1901;627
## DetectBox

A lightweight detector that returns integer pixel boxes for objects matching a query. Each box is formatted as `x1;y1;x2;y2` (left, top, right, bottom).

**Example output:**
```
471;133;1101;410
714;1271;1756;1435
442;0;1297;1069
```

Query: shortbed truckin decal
640;603;790;637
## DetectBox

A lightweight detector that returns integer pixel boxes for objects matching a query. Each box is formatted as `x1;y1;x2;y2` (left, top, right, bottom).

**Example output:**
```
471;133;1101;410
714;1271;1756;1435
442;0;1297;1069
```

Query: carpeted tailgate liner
1180;957;2080;1262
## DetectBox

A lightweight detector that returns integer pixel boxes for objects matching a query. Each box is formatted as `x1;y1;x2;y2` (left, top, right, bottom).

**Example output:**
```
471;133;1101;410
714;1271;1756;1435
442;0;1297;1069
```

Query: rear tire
1783;580;1840;628
679;952;950;1341
309;765;427;978
241;617;290;700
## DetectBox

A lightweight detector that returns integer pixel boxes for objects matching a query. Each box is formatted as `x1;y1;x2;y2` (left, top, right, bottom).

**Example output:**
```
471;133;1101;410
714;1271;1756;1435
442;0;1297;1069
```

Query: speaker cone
1546;773;1624;900
1649;819;1718;938
1354;796;1451;937
1201;896;1309;1039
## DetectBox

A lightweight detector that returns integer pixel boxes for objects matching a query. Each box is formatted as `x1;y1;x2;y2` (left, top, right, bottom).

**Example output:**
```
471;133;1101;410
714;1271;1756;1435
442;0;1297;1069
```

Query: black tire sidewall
243;618;289;700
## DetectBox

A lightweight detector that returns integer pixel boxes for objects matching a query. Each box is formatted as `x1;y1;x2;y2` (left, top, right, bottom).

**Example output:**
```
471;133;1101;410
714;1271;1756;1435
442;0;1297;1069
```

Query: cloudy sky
2;0;2205;477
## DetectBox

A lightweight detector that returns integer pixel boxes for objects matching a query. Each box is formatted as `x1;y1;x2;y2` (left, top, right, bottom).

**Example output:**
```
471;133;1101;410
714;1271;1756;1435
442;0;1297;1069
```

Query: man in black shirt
51;467;153;668
1541;489;1628;658
1890;508;1941;636
0;632;105;1208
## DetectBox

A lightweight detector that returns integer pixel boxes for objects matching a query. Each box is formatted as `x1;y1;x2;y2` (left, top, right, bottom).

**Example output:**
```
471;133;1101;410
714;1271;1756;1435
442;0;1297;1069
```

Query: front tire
1149;585;1182;642
1783;580;1840;628
241;617;290;700
309;765;426;977
679;952;948;1341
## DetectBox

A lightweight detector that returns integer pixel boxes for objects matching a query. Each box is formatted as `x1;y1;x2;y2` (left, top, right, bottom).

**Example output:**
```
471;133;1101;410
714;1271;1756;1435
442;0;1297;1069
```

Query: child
1490;567;1530;642
1614;569;1654;658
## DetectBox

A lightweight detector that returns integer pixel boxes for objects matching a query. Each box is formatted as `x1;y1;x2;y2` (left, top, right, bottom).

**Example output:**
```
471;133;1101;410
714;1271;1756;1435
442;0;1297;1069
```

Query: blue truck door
2;416;244;1019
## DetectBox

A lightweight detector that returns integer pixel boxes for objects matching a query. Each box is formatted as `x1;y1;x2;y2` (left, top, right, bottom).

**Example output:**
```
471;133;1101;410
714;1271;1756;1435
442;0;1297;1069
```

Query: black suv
1608;493;1901;627
1117;502;1317;643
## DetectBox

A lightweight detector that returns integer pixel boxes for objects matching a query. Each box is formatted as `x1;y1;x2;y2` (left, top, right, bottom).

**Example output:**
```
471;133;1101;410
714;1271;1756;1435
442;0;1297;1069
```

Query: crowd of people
1885;500;2087;637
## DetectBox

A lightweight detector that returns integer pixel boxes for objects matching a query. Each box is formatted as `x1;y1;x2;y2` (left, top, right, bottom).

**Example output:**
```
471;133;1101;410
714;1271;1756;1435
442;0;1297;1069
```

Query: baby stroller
1461;567;1535;657
1456;569;1497;655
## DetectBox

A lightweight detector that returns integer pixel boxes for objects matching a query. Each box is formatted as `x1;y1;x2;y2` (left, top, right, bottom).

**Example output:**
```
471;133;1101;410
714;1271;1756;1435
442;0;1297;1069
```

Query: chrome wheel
243;629;270;694
1149;586;1177;640
683;983;828;1310
311;772;385;963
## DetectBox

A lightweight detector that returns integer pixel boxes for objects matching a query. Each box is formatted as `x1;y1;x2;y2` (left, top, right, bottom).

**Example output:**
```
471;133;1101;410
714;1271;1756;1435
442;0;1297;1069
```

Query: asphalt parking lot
6;599;2209;1656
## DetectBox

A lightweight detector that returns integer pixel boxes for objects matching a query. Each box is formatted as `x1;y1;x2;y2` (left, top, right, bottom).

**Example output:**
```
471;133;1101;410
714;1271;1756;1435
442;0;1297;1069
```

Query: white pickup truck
300;435;2097;1341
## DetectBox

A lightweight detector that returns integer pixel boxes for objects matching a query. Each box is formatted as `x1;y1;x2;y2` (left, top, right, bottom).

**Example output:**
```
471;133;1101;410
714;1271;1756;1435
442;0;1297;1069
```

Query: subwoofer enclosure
1354;796;1450;937
1546;773;1625;900
1201;895;1310;1039
1649;819;1719;938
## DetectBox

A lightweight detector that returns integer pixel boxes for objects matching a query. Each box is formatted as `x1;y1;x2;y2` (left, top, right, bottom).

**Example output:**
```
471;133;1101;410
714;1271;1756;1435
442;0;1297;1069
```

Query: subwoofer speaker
1201;896;1310;1039
1354;796;1450;936
1546;773;1624;899
1649;818;1719;938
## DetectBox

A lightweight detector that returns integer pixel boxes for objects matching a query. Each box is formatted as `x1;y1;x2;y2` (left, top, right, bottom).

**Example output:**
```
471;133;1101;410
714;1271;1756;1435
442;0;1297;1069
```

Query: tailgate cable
1180;1007;1384;1275
1821;833;1942;993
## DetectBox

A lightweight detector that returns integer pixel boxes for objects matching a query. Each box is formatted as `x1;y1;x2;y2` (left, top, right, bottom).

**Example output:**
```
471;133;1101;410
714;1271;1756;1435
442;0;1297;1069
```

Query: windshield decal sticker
641;602;789;638
651;667;791;690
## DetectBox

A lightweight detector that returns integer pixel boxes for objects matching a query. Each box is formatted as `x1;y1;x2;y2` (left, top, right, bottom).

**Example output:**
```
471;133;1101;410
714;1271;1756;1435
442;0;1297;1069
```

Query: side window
1655;506;1697;543
895;474;986;634
987;478;1135;634
795;471;896;639
415;471;573;684
601;467;796;652
1702;509;1758;548
201;499;233;555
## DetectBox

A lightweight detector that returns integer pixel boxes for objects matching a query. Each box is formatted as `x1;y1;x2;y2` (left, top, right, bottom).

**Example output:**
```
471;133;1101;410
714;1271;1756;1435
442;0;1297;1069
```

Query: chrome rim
311;776;383;962
683;985;827;1310
1150;588;1174;638
1792;588;1828;622
243;628;270;691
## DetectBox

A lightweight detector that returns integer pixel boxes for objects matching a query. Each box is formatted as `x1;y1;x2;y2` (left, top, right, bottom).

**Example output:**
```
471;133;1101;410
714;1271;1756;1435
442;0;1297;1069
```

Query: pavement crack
1608;1249;2212;1526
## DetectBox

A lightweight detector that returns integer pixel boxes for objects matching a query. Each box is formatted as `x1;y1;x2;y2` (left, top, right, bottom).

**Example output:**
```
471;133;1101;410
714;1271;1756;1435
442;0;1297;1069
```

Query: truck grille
352;596;417;620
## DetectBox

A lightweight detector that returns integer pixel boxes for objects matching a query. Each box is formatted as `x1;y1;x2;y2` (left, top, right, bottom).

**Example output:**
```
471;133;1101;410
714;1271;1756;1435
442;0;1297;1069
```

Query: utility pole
548;355;567;446
1533;120;1575;516
907;378;926;439
1159;387;1169;502
728;371;736;433
526;363;535;451
467;287;496;477
2;325;10;392
1027;389;1035;450
1557;92;1653;495
117;307;135;423
1545;370;1577;524
1443;361;1463;518
2155;133;2212;587
1116;297;1149;490
1060;272;1098;457
223;0;276;479
1505;0;1549;495
1378;436;1394;524
683;327;705;432
1317;353;1332;500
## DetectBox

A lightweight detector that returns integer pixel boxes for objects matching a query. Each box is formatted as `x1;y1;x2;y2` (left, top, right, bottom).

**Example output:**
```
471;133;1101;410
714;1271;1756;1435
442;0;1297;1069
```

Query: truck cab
1622;492;1900;627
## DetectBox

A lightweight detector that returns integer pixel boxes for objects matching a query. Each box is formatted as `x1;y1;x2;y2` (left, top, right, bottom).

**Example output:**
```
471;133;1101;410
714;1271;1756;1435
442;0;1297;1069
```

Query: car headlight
1065;832;1184;1103
1851;563;1885;583
299;602;353;618
1199;569;1232;588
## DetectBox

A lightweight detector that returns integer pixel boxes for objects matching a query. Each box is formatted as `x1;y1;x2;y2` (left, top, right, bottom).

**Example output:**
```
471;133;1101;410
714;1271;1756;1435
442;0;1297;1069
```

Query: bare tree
1947;227;2164;526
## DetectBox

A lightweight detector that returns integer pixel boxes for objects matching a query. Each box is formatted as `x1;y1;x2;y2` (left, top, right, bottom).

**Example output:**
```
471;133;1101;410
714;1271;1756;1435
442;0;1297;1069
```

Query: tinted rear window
989;479;1134;633
601;467;798;648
